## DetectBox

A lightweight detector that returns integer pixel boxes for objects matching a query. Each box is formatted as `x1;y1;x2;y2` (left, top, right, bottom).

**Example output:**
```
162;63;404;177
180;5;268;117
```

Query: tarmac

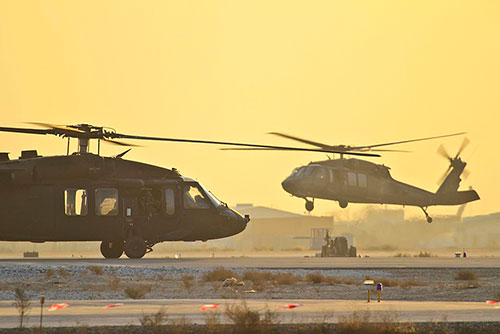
0;298;499;328
2;256;500;269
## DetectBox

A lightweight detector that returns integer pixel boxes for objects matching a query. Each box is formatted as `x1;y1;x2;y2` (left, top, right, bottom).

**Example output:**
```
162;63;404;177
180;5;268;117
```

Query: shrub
337;311;416;334
376;278;399;287
124;285;151;299
203;268;238;282
139;307;167;333
181;274;195;293
273;272;301;286
242;270;272;283
456;280;481;290
204;310;221;333
169;316;192;334
57;268;70;278
327;276;357;285
415;251;433;258
88;266;104;275
252;280;268;292
306;272;327;284
109;277;121;291
12;287;31;328
225;301;279;333
398;279;427;290
454;270;477;281
45;269;55;279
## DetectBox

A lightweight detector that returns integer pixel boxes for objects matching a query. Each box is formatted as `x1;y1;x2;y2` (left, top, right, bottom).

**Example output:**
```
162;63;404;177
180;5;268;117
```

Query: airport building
455;212;500;248
224;204;334;251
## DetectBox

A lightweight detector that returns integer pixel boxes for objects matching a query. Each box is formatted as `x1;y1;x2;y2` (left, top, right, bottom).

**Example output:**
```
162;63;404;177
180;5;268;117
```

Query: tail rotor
436;138;471;187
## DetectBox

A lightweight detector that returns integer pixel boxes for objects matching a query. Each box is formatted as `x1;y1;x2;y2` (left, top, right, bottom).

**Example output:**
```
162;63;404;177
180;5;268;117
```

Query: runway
0;298;498;328
2;256;500;269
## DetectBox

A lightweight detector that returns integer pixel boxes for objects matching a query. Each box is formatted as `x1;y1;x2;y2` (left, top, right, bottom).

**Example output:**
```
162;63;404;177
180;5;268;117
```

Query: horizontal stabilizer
436;190;479;205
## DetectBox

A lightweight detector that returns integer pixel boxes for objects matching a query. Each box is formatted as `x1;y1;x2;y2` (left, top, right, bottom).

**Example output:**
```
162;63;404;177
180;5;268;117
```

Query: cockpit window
290;167;305;177
312;166;327;180
304;166;314;177
199;184;222;207
183;184;210;209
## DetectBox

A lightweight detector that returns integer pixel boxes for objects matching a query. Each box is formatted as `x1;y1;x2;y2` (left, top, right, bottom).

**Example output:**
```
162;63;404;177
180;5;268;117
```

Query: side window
183;184;210;209
65;189;88;216
347;172;357;186
329;169;334;183
95;188;119;216
165;188;175;215
358;173;367;188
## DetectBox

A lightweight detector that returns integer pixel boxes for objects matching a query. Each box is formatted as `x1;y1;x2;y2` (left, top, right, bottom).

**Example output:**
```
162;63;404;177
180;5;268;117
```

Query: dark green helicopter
0;123;378;259
225;132;479;223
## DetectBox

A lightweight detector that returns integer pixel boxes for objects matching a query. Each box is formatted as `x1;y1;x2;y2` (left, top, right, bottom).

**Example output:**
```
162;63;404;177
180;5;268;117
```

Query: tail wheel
100;240;124;259
124;235;147;259
339;200;348;209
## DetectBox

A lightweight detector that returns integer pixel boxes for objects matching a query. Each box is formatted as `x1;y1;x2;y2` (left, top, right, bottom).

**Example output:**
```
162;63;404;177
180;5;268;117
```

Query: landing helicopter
0;123;379;259
227;132;480;223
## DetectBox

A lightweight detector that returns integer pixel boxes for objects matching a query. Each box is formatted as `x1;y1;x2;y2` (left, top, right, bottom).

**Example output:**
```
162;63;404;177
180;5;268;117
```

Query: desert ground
0;254;499;331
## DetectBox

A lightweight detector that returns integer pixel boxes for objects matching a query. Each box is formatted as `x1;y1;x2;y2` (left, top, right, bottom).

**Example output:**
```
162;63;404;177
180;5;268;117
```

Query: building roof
232;203;310;220
463;212;500;225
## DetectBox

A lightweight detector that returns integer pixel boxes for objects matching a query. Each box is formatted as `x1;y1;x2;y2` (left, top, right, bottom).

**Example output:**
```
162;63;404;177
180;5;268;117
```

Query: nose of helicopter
222;209;250;236
281;177;294;194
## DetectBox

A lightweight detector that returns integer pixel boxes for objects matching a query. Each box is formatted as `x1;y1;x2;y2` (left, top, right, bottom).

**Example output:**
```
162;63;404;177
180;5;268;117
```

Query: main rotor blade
111;133;380;157
103;138;142;147
360;148;412;153
25;122;86;137
353;132;466;150
220;148;279;151
268;132;332;149
0;126;53;136
221;147;411;153
26;122;85;134
455;137;470;158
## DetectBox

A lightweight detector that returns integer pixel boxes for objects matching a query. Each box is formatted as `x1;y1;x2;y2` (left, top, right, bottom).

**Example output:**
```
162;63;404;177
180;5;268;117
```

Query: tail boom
434;189;479;206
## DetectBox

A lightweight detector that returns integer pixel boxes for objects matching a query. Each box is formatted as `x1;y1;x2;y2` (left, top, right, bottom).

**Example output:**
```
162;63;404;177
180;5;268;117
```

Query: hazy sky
0;1;498;219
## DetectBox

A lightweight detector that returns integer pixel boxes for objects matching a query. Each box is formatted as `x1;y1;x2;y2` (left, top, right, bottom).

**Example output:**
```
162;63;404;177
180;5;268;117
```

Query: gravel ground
0;263;498;302
1;322;500;334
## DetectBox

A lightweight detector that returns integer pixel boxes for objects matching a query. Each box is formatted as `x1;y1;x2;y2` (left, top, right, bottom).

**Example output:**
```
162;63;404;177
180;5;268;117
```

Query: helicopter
226;132;480;223
0;123;381;259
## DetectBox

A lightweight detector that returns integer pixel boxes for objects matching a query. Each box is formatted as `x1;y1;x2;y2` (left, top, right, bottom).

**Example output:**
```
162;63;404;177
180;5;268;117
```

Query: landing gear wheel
100;240;124;259
421;207;433;224
339;200;348;209
305;200;314;212
124;236;147;259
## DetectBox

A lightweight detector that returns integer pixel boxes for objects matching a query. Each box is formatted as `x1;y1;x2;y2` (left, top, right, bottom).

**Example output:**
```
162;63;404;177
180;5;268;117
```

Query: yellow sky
0;1;499;219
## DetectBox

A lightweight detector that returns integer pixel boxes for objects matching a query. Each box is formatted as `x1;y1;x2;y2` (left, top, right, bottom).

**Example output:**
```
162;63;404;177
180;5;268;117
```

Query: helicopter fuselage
0;153;249;251
281;158;479;209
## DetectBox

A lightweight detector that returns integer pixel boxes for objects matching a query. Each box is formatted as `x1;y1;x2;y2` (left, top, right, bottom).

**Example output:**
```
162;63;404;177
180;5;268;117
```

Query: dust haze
3;204;499;258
